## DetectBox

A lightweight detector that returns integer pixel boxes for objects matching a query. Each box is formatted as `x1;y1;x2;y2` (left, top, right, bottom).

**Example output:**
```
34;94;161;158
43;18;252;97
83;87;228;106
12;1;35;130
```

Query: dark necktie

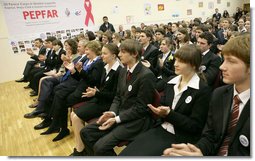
218;95;241;156
126;71;132;81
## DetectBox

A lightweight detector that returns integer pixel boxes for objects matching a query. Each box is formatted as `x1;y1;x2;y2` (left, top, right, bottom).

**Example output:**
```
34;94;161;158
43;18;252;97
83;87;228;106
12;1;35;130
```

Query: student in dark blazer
212;8;221;22
24;39;80;119
79;39;156;156
163;34;250;156
139;29;160;76
197;32;222;88
99;16;115;33
41;40;104;142
29;39;66;96
26;36;57;95
16;38;46;82
120;44;211;156
156;37;176;92
70;43;123;156
31;40;88;129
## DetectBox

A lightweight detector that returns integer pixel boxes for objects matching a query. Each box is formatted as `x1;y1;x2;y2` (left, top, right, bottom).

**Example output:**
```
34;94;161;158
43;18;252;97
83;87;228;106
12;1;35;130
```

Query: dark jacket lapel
221;86;234;134
174;88;194;111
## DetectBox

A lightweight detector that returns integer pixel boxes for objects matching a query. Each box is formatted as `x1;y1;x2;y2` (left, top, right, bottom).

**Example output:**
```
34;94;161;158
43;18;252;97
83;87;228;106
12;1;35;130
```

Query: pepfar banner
1;0;96;54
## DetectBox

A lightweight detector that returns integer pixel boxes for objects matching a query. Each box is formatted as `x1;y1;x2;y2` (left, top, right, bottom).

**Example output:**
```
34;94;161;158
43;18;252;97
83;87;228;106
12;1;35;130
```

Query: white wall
0;0;248;83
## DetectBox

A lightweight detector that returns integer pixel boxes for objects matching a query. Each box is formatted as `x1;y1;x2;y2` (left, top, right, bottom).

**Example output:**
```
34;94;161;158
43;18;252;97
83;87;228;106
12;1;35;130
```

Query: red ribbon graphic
84;0;94;26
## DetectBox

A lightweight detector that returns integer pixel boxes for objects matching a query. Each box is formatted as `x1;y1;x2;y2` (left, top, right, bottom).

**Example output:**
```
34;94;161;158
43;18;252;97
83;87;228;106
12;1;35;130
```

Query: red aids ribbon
84;0;94;26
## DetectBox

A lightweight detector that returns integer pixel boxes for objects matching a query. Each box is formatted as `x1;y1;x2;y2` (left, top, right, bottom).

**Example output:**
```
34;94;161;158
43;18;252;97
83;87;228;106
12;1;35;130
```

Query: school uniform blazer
143;43;160;75
94;65;123;104
201;51;222;87
54;48;66;72
157;51;176;80
160;78;212;144
44;50;57;71
72;58;105;92
109;62;156;139
196;85;250;156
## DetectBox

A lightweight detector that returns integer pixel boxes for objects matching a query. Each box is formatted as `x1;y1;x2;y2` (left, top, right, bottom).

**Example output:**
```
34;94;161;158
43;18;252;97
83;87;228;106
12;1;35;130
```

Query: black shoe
37;113;47;118
34;119;52;130
41;127;60;135
16;78;26;82
28;102;38;108
52;129;70;142
69;148;86;156
24;111;41;119
30;91;38;97
24;85;31;89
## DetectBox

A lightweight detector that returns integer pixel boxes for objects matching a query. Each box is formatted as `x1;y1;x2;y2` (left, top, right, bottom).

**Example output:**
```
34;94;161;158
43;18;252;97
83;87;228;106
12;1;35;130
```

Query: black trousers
23;60;37;80
119;126;176;156
80;123;119;156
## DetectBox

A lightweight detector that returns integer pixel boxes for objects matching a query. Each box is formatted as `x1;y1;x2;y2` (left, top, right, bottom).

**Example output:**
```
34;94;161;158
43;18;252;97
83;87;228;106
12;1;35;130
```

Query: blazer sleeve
204;55;222;86
79;60;104;87
195;88;225;156
165;85;212;134
95;67;122;101
117;71;156;123
109;70;124;114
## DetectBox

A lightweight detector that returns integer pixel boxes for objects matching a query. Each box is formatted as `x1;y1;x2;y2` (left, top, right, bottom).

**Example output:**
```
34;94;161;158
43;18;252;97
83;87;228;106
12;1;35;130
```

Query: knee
93;142;104;155
71;112;82;124
80;127;89;142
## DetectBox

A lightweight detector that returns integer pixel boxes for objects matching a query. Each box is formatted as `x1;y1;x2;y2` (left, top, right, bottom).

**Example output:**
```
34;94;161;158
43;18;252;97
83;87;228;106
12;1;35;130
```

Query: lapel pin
239;135;249;147
128;85;132;92
185;96;192;104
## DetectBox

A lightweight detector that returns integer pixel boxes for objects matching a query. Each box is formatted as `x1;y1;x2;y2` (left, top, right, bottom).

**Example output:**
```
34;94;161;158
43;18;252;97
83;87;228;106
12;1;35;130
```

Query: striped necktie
217;95;241;156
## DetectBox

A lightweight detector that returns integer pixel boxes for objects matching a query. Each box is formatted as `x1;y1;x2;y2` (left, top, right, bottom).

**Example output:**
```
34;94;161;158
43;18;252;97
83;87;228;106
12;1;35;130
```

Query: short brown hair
86;40;102;56
222;33;250;67
119;39;142;60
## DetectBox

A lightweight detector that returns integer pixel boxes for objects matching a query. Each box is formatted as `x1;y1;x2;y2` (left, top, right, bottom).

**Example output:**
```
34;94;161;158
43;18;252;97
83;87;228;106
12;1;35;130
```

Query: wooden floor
0;81;124;156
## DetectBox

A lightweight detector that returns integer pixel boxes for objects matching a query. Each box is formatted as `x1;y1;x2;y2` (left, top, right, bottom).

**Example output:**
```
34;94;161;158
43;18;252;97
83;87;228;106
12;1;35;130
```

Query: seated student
31;39;87;128
163;34;250;156
26;36;57;96
156;37;176;92
24;39;80;119
197;32;222;88
41;40;104;142
119;44;212;156
70;43;123;156
29;39;66;96
79;39;156;156
139;29;160;76
16;38;46;82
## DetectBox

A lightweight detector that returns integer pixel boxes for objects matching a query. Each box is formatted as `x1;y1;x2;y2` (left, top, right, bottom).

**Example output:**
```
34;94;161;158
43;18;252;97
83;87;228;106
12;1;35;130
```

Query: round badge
141;56;144;60
128;85;132;92
106;76;109;81
239;135;249;147
199;65;206;72
185;96;192;104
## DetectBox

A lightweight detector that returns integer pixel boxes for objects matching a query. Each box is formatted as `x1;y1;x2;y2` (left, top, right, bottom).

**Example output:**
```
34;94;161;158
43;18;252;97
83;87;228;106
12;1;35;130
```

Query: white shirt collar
127;62;139;73
143;44;149;51
104;60;120;72
168;73;200;89
202;49;210;56
233;85;250;105
55;48;62;55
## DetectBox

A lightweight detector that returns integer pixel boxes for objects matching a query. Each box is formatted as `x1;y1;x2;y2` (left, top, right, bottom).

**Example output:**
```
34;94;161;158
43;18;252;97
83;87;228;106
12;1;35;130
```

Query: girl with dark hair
120;44;211;156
